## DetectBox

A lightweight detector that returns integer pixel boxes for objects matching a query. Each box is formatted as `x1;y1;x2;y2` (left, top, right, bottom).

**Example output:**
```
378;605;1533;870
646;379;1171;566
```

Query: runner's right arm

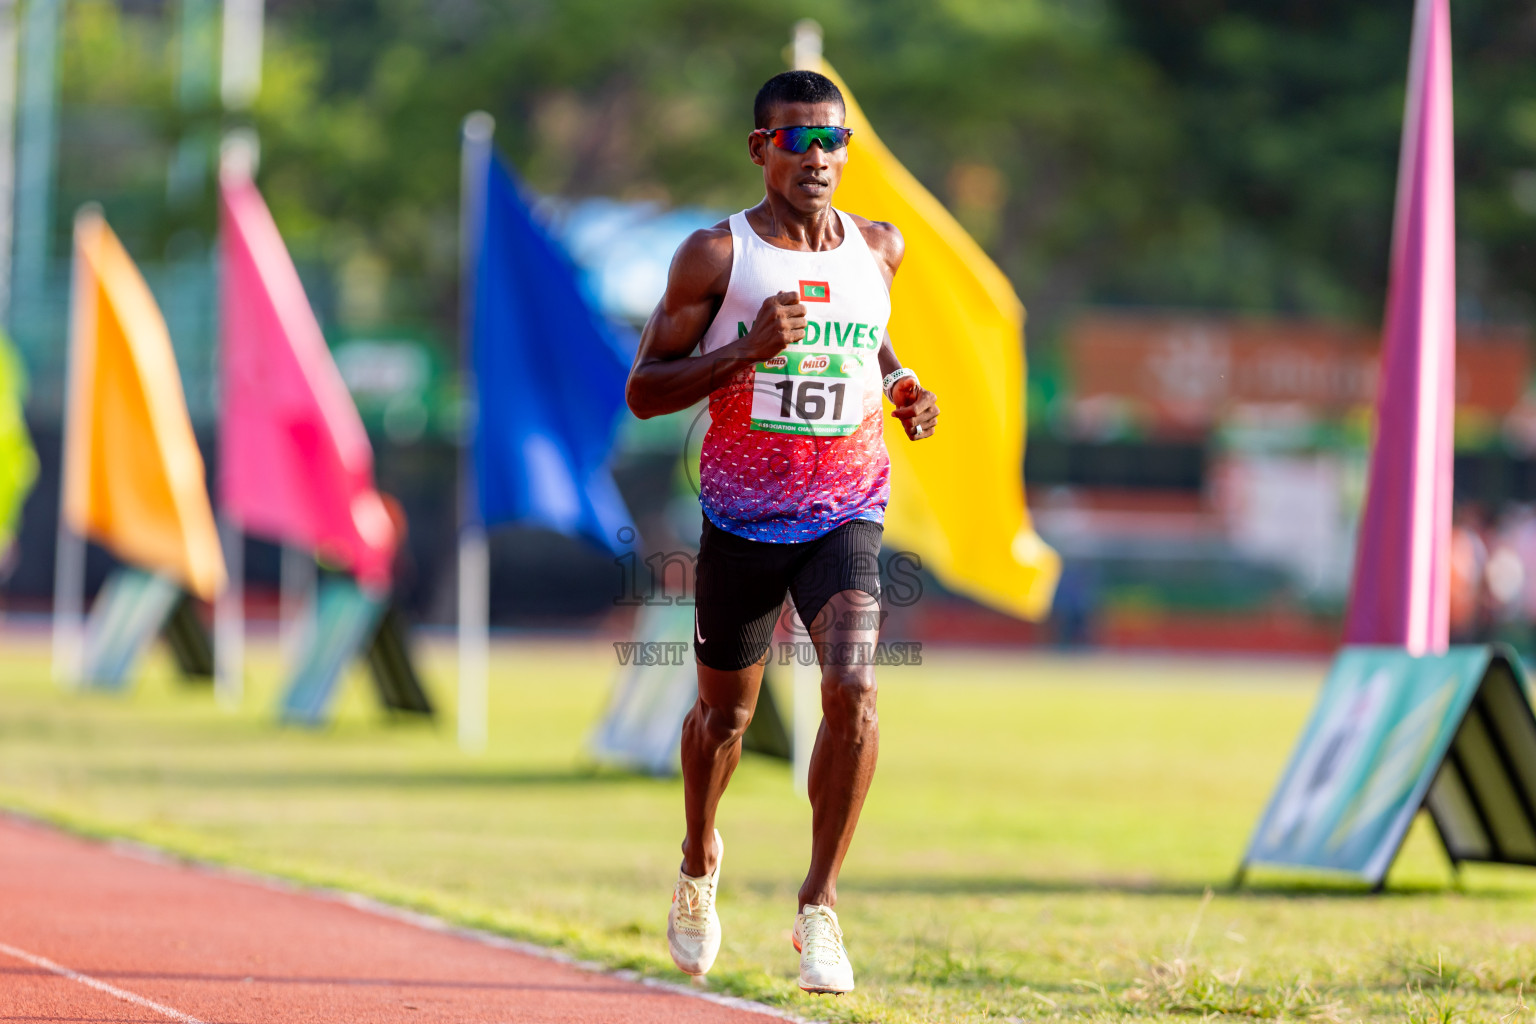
626;227;808;419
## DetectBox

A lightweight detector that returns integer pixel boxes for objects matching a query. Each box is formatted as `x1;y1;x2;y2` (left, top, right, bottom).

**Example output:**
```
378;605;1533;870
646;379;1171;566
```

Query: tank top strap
832;208;888;297
727;210;751;245
832;208;871;257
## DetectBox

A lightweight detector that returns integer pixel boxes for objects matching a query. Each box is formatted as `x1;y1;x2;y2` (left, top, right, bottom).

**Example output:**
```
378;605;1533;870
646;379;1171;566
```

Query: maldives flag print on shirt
800;280;831;302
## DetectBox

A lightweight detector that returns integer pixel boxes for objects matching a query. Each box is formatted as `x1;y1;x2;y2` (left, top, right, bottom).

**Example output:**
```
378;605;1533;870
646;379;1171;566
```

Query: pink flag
219;169;396;589
1344;0;1455;654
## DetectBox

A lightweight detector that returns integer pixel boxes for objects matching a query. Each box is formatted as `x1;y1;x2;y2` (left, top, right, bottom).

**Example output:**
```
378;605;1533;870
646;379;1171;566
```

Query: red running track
0;816;794;1024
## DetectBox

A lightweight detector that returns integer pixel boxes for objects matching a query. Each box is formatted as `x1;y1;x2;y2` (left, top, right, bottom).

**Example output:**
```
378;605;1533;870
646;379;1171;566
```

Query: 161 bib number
750;350;865;437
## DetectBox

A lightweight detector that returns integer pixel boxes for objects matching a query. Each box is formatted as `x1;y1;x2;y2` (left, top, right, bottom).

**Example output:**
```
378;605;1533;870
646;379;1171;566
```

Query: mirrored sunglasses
753;125;854;154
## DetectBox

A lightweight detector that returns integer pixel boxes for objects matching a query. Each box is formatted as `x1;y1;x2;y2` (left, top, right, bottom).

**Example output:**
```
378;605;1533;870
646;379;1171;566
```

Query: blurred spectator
1449;505;1488;643
1051;560;1100;648
1487;505;1536;653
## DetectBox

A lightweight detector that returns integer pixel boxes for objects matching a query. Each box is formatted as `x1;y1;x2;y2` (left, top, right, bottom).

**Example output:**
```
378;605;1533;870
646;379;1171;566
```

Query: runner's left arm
878;332;939;440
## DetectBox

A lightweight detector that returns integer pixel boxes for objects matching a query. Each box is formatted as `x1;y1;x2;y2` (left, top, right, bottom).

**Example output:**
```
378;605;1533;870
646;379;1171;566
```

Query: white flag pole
49;512;84;687
219;0;263;113
278;544;315;665
792;18;822;71
213;518;243;707
457;525;489;751
787;19;825;798
214;1;262;706
212;32;263;702
457;111;494;753
51;209;97;689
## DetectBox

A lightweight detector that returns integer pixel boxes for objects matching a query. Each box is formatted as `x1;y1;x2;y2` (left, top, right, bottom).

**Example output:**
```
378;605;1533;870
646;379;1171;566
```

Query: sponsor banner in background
80;568;187;691
1069;312;1530;435
589;603;701;775
1241;645;1536;886
279;577;433;726
590;602;791;775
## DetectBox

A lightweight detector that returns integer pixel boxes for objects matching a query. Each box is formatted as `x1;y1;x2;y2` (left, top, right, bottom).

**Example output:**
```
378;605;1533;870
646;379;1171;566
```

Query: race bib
750;349;866;437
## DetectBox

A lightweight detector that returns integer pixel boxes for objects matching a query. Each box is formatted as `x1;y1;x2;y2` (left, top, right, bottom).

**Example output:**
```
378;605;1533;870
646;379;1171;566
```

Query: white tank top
694;208;892;543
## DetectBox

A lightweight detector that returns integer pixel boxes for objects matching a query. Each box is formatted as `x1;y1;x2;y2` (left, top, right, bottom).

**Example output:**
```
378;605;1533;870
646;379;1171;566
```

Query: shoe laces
673;872;715;931
799;905;845;966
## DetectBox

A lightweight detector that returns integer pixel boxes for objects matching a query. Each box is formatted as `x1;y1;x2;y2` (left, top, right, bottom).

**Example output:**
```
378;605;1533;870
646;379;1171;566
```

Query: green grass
3;631;1536;1023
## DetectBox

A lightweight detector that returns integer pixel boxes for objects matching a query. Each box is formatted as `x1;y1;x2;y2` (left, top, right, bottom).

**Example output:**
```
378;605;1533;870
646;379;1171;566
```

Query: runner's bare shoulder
847;214;904;283
665;221;734;302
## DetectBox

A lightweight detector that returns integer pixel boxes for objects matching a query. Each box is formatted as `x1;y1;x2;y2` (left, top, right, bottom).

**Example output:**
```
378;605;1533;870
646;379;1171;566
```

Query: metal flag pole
219;0;263;112
278;544;315;665
788;18;823;798
213;518;243;706
792;17;822;71
213;520;243;704
212;0;263;708
52;207;98;688
457;111;494;753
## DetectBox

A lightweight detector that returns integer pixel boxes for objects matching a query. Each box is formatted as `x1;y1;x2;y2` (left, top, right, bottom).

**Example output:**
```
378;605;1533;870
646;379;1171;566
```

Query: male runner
625;70;939;994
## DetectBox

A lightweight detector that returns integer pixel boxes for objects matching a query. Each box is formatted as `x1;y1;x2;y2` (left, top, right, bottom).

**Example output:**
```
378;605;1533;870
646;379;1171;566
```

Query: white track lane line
0;940;208;1024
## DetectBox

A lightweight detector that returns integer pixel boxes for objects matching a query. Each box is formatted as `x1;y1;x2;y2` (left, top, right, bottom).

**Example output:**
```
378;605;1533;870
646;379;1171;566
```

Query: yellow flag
818;62;1059;620
63;209;226;600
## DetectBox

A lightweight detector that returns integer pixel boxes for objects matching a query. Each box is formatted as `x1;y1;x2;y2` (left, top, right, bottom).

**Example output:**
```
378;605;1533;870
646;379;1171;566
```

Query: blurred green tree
247;0;1183;340
48;0;1536;352
1114;0;1536;325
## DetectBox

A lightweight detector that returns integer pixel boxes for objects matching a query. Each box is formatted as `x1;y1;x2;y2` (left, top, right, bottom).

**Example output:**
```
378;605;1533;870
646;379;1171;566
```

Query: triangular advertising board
1238;645;1536;888
278;576;433;726
80;567;214;691
589;601;791;776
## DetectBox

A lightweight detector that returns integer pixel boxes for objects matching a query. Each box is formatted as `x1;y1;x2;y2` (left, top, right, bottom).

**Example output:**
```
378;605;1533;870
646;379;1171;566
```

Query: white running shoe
792;903;855;994
667;829;724;975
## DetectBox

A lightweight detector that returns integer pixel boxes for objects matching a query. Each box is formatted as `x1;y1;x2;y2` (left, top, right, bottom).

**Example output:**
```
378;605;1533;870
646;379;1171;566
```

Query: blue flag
472;155;636;553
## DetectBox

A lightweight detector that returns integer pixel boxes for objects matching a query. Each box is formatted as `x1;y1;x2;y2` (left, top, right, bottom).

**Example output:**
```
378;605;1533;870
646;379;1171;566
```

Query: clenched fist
735;290;806;363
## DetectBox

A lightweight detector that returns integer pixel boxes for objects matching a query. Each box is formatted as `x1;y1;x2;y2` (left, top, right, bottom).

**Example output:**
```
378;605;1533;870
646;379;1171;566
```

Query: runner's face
750;101;847;214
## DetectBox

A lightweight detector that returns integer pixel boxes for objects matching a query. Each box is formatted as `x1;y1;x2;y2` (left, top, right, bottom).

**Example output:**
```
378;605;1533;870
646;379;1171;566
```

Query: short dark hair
753;71;845;129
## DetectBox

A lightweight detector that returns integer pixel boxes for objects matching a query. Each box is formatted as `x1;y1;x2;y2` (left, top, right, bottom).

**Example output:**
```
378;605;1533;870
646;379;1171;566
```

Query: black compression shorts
692;515;883;672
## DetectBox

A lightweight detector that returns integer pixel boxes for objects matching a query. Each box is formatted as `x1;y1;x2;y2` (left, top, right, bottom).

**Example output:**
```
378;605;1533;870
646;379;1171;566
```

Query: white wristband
883;367;918;400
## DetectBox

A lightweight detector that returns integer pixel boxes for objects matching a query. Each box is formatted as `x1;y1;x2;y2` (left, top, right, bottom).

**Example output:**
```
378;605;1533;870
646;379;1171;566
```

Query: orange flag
63;209;226;600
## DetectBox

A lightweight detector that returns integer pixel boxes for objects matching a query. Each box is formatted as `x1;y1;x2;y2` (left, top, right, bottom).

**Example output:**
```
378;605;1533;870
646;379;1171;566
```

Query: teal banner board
589;602;790;775
588;603;700;775
1239;645;1536;887
81;567;207;691
279;577;433;727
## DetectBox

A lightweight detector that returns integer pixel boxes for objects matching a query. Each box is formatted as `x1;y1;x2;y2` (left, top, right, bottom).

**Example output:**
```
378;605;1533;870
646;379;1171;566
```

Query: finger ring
914;422;924;436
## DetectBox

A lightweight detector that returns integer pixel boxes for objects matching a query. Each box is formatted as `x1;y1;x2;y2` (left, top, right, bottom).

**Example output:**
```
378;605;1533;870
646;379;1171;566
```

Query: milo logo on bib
763;354;788;370
800;354;830;374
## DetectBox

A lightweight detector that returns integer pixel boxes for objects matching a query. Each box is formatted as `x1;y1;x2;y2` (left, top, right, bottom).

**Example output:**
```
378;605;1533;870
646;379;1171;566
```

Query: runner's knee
699;698;754;747
820;664;877;726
